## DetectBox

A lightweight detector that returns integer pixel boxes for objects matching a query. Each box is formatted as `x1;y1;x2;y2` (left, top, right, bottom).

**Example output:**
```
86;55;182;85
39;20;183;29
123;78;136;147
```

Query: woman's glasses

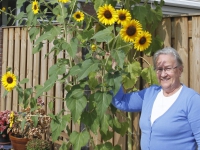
155;66;178;74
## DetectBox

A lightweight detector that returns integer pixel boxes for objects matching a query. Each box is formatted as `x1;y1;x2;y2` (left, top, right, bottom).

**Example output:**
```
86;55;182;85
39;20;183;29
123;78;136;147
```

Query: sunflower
58;0;70;3
1;72;17;92
73;11;84;22
97;4;118;25
116;9;131;25
134;31;152;51
120;19;142;42
32;0;39;14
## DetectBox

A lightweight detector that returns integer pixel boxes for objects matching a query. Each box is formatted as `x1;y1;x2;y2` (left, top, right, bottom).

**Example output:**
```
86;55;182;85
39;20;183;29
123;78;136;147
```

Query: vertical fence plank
6;28;14;110
40;40;48;110
13;27;21;111
19;28;27;111
132;112;141;150
174;17;189;86
1;28;8;110
26;31;33;88
188;20;192;38
20;28;27;85
68;35;80;134
114;112;126;150
156;17;172;47
63;49;72;144
190;16;200;93
188;38;193;88
89;130;101;149
55;52;64;114
33;33;40;87
47;41;55;114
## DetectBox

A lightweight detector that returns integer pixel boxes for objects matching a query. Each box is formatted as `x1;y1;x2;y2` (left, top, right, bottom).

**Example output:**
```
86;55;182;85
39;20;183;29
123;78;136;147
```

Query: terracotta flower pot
9;133;29;150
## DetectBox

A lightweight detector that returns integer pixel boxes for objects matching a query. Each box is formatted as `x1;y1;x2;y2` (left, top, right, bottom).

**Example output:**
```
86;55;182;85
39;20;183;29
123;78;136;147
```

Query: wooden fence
1;13;200;150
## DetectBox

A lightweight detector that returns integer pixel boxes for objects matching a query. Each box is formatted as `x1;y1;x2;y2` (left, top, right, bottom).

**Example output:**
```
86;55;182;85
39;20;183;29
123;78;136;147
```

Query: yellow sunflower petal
97;4;118;25
1;72;17;92
116;9;131;25
134;31;152;51
120;19;142;42
73;11;84;22
32;0;39;14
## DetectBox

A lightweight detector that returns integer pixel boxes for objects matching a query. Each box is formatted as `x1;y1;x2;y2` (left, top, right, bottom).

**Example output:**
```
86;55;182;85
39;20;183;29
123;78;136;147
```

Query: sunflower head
73;11;84;22
116;9;131;25
1;72;17;92
58;0;70;3
134;31;152;51
120;19;142;42
97;4;118;25
32;0;39;14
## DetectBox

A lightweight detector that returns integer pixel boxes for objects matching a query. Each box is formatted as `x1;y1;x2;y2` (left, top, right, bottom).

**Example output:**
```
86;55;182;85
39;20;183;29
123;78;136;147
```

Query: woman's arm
112;85;146;112
187;94;200;149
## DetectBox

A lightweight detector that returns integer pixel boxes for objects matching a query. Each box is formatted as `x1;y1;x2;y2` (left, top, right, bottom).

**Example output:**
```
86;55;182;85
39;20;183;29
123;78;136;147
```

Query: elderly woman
112;47;200;150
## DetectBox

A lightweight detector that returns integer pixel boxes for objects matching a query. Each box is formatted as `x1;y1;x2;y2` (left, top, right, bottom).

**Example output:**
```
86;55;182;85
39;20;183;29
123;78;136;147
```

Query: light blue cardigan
112;84;200;150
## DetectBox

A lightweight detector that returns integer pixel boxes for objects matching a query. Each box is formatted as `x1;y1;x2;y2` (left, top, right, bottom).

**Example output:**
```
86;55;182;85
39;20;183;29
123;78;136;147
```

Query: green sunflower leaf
94;142;121;150
94;92;112;119
19;78;29;84
81;111;99;134
17;0;26;8
50;114;71;142
141;65;158;85
99;114;110;134
66;96;87;122
77;59;99;81
69;131;90;150
35;74;57;99
91;28;113;43
111;49;125;69
132;5;147;28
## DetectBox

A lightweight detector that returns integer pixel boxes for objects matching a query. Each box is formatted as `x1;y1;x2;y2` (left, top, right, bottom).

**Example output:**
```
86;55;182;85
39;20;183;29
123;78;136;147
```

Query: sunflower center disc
7;77;13;83
76;14;81;19
104;10;112;19
119;14;126;20
126;26;136;36
139;37;146;44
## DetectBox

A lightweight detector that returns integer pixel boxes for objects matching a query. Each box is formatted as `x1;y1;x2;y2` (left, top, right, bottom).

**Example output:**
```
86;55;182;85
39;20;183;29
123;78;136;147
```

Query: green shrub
26;138;51;150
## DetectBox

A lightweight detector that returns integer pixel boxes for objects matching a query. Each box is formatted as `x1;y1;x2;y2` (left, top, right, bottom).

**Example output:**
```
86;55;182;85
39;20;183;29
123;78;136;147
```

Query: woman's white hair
153;47;183;68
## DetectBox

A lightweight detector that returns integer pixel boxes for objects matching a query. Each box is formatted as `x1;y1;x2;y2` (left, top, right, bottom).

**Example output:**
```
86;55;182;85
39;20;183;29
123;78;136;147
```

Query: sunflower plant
1;0;164;149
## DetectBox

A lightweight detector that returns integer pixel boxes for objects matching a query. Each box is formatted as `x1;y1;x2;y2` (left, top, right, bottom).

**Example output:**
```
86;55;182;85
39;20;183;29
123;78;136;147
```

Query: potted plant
8;99;51;150
0;110;17;144
26;138;51;150
0;71;51;150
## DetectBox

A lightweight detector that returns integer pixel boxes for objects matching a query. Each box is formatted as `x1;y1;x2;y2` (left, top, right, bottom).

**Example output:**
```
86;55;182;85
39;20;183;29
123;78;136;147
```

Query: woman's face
155;54;183;93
